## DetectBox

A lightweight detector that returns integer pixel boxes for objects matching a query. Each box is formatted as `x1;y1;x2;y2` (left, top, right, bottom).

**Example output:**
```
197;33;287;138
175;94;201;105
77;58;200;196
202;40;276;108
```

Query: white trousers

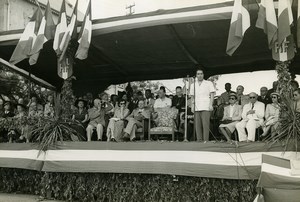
236;119;260;142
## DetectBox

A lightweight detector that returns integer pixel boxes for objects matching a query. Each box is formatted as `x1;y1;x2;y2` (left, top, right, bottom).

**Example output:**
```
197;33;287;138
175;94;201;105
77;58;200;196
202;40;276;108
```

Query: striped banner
256;155;300;202
0;142;297;180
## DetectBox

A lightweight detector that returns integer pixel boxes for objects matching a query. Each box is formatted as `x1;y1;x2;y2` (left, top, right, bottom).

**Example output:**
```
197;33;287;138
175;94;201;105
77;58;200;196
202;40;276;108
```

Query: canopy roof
0;0;299;94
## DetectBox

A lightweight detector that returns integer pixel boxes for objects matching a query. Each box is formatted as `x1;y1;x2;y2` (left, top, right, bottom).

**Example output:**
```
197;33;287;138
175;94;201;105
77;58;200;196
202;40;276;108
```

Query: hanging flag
53;0;67;55
58;0;78;61
9;8;43;64
297;0;300;47
29;0;56;65
278;0;293;45
75;0;92;60
255;0;278;49
272;0;295;61
226;0;250;56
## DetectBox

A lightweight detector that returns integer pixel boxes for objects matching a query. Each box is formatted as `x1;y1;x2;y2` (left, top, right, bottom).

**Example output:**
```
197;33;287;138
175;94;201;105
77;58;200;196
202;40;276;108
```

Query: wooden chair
148;108;178;141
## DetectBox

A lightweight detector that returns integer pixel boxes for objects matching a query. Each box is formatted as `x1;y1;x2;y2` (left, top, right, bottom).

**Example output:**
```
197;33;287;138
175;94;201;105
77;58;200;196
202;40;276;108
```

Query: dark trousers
194;111;211;141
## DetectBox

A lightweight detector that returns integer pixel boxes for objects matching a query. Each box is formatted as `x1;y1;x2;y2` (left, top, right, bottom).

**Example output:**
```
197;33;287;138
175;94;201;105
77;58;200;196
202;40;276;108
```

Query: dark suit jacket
258;95;272;106
2;111;15;118
171;95;185;112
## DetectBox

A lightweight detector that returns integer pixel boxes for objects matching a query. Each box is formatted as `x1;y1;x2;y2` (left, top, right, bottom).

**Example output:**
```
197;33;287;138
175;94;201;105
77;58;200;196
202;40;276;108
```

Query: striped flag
278;0;293;45
9;8;43;64
75;0;92;60
255;0;278;49
256;155;300;202
0;142;297;180
29;0;55;65
226;0;250;56
58;0;78;61
53;0;67;55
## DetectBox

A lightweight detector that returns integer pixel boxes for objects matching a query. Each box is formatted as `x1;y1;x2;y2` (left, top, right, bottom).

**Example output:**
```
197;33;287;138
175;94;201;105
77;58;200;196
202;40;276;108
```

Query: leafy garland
0;168;257;202
267;61;300;151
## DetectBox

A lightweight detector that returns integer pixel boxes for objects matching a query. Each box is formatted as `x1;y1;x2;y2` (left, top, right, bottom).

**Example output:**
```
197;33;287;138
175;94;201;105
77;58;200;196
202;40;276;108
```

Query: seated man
153;86;171;109
86;98;113;141
219;93;242;142
124;100;150;141
236;92;265;142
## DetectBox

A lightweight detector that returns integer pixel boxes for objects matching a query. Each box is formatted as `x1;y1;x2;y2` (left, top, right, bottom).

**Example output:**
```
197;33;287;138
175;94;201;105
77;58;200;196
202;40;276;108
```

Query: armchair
148;108;178;141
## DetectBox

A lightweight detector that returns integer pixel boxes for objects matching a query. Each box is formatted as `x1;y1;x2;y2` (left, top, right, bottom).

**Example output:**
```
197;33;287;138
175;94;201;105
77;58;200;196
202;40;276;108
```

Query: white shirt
153;97;171;109
242;101;265;122
229;105;234;118
190;79;216;111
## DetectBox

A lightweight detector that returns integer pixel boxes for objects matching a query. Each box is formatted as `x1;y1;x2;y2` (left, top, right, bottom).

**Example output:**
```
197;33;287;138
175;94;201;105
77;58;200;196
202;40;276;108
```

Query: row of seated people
218;88;300;142
77;86;180;142
0;94;56;143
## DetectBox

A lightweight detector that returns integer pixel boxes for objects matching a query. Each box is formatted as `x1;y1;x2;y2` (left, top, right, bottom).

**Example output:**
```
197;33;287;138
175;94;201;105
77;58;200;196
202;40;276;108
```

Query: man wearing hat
219;93;242;141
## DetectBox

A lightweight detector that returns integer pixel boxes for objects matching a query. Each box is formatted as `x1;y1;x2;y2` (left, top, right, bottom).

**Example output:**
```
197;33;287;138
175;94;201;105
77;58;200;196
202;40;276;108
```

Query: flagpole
183;75;189;142
193;76;196;141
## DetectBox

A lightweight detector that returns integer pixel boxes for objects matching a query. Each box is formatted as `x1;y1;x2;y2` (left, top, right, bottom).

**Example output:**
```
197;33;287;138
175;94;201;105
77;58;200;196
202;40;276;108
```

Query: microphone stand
184;75;189;142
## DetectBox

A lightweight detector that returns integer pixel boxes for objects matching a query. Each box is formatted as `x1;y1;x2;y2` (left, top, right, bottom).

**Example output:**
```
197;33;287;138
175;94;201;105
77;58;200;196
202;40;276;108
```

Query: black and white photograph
0;0;300;201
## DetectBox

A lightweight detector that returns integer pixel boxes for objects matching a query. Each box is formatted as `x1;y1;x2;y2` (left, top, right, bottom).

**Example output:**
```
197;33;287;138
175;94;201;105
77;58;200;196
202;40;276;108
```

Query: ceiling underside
0;1;299;94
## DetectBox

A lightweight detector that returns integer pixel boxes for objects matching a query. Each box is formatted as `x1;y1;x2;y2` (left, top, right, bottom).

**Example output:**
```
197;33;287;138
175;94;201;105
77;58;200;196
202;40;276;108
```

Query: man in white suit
236;92;265;142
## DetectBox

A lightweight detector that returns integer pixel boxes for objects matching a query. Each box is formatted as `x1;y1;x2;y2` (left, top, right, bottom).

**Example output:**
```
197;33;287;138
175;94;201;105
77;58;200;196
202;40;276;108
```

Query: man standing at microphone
190;67;216;142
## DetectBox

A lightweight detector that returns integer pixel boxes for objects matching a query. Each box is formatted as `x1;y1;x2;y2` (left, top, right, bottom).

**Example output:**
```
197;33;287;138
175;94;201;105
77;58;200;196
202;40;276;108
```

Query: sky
158;70;300;96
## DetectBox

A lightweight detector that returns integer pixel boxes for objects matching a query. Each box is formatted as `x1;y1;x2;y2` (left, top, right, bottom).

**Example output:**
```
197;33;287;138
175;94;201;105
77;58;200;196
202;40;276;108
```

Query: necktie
251;103;254;109
238;97;241;105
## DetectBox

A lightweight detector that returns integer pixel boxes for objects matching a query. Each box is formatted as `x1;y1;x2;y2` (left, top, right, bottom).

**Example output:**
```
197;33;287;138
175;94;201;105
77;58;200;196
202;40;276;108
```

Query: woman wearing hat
261;92;280;138
219;93;242;142
106;99;130;142
71;98;89;140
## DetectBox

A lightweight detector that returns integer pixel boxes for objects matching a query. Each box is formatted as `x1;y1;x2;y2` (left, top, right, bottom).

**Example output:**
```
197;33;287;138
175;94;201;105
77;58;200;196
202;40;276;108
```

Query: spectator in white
153;86;171;109
236;85;249;106
219;93;242;142
190;68;216;142
44;94;54;117
236;92;265;142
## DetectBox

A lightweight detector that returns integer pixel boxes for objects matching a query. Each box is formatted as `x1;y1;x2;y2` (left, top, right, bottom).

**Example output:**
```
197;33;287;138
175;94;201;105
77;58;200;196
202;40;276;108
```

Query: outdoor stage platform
0;141;297;180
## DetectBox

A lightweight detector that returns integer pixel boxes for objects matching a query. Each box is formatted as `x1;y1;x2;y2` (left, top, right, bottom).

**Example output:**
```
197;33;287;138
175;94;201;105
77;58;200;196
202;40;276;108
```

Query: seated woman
218;93;242;142
8;103;28;143
124;100;150;141
72;98;89;140
261;92;280;138
106;99;129;142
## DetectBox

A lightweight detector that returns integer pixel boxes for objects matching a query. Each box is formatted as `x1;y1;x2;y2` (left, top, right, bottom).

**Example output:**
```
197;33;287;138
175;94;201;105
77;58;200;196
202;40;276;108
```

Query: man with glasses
190;68;216;142
236;92;265;142
219;93;242;142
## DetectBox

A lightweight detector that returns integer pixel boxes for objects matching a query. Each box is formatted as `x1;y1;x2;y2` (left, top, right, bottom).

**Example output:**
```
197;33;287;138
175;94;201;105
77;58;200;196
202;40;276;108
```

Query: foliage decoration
0;168;257;202
266;61;300;151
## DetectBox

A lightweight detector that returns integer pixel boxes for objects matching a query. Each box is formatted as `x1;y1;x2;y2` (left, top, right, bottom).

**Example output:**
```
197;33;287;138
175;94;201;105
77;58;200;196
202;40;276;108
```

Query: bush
0;168;257;202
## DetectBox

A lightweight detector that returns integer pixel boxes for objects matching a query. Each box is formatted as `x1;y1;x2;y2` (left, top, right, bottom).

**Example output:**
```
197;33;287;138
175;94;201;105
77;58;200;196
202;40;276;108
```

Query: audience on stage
1;78;300;144
220;83;235;105
261;92;280;138
107;99;130;142
153;86;172;109
293;88;300;112
124;100;150;141
219;93;242;142
258;87;272;106
236;92;265;142
86;98;113;141
236;85;249;106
